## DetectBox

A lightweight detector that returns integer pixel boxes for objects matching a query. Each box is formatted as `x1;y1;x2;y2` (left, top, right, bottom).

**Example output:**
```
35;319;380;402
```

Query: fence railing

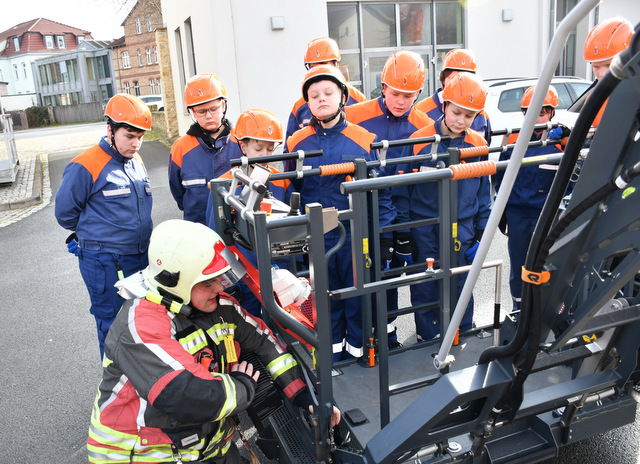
0;114;19;183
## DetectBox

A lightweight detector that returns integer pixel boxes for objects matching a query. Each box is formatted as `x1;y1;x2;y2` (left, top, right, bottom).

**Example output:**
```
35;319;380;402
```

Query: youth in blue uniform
345;50;433;177
394;73;491;341
206;109;293;319
285;37;366;144
169;73;241;224
286;65;396;361
345;50;432;346
55;94;153;358
495;85;564;311
415;49;492;145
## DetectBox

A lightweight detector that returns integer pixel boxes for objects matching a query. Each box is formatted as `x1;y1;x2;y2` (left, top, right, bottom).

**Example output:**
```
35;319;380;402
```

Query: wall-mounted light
502;9;514;22
270;16;285;31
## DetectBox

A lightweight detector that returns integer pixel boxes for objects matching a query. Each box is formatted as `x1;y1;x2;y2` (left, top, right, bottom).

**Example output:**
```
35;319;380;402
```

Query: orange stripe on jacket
71;145;112;182
170;135;201;169
342;123;376;153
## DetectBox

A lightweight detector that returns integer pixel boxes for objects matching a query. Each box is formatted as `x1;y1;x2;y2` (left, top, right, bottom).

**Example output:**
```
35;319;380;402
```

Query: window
77;36;85;43
22;62;27;79
147;14;153;32
86;57;96;80
552;0;579;76
134;81;140;96
13;37;20;52
102;55;111;78
184;18;197;76
136;17;142;34
56;35;66;49
122;51;131;68
154;46;158;63
45;35;55;49
13;64;19;80
157;78;162;94
138;49;143;66
96;55;106;78
150;79;156;94
146;47;152;65
327;1;465;98
124;82;130;93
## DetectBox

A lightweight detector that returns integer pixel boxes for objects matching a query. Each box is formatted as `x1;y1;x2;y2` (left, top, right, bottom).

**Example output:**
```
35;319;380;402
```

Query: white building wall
161;0;329;136
468;1;549;80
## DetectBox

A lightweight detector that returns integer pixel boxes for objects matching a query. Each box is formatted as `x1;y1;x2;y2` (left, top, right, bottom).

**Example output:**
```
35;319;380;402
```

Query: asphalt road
0;124;638;463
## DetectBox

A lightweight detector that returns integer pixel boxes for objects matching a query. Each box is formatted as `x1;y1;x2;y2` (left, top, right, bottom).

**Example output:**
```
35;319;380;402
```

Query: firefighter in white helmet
88;219;340;463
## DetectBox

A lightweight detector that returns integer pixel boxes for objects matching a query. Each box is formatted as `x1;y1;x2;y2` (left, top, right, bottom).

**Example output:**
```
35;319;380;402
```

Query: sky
0;0;133;41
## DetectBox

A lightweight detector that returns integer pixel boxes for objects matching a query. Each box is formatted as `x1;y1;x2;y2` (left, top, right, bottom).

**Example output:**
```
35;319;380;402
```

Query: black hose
475;39;640;432
478;49;629;366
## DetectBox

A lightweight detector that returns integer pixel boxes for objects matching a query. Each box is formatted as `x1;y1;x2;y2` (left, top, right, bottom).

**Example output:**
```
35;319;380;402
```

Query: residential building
0;18;93;111
33;40;116;106
111;1;164;98
159;0;638;137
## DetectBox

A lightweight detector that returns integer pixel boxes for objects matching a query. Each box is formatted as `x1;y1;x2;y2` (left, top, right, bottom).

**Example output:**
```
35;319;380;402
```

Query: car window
497;87;526;113
554;84;573;110
569;82;590;99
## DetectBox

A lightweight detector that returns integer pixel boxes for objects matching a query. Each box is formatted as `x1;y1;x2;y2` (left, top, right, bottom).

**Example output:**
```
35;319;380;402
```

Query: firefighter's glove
380;237;394;270
394;232;416;265
65;232;79;256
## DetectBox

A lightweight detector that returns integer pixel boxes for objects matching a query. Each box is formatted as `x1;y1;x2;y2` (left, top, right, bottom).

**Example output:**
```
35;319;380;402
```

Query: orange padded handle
459;146;490;159
450;160;496;180
319;162;356;176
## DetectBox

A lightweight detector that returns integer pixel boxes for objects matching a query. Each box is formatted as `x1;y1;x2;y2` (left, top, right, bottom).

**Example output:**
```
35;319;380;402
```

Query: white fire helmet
143;219;245;305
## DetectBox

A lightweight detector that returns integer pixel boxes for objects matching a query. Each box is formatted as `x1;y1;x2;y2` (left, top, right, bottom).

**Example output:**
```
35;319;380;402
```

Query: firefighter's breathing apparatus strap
146;290;192;316
521;267;551;285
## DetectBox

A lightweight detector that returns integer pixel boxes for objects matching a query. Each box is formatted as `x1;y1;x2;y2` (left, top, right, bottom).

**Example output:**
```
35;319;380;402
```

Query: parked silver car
484;76;591;149
138;94;164;111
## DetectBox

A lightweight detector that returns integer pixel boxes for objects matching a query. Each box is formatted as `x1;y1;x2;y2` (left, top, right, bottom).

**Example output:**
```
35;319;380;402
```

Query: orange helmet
104;94;152;131
302;64;349;103
234;109;283;143
521;85;559;109
442;49;477;72
584;18;633;62
381;50;426;93
184;73;227;108
442;72;486;113
304;37;341;68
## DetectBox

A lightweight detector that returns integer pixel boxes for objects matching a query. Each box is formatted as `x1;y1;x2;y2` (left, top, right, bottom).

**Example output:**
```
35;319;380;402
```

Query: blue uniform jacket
285;117;396;233
415;89;493;146
495;132;563;211
394;119;491;227
55;137;152;255
169;124;243;224
285;84;366;142
345;96;433;176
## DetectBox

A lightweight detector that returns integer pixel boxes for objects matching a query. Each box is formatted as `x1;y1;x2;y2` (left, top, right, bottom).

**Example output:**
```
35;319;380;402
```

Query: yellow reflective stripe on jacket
266;353;298;380
177;328;208;354
88;393;138;463
210;372;237;421
200;425;233;460
207;322;238;343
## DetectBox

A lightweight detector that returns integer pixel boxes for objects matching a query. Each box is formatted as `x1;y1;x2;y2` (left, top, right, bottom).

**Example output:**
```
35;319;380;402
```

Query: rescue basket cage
209;8;640;463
